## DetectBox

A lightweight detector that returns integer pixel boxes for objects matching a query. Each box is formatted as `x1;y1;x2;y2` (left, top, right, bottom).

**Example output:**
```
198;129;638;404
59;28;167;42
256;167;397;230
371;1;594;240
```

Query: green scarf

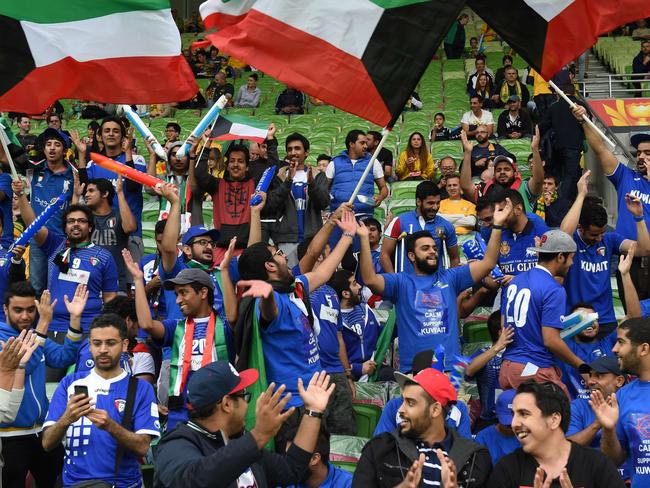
535;191;557;221
500;80;523;104
159;174;192;233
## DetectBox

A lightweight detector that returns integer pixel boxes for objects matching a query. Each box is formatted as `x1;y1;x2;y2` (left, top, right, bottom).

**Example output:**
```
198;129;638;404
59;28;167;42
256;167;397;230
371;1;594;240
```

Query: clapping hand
625;193;644;218
64;284;89;319
298;371;335;413
250;383;295;449
618;243;636;276
589;389;619;431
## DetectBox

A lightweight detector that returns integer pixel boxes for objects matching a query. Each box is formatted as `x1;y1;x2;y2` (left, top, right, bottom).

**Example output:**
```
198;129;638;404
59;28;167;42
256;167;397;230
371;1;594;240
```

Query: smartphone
74;385;89;398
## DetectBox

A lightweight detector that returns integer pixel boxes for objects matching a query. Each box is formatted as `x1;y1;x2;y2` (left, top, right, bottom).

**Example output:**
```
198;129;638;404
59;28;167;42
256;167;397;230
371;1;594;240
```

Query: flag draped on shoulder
201;0;465;127
210;114;269;143
468;0;650;79
0;0;198;113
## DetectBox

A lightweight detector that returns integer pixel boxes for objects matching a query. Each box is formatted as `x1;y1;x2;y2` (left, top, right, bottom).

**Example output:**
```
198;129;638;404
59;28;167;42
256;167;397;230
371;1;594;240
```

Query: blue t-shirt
28;160;74;236
560;331;617;399
481;213;548;276
258;275;319;408
74;340;132;374
44;370;159;488
474;425;520;466
564;231;625;325
567;398;630;481
466;347;503;421
0;173;13;248
310;285;343;374
41;234;119;333
291;178;307;241
291;463;352;488
387;211;457;273
383;266;473;371
642;299;650;318
86;153;147;237
373;397;471;439
616;380;650;486
502;266;566;368
340;304;381;378
607;163;650;239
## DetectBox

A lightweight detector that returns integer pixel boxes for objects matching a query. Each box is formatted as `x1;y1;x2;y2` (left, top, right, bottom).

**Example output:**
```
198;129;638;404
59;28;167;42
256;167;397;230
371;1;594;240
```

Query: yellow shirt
530;69;552;96
396;151;435;181
439;198;477;235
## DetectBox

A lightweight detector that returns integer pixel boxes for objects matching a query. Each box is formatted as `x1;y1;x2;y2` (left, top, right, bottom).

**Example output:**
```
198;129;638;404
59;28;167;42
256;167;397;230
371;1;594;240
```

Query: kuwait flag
210;114;269;143
0;0;198;113
200;0;465;127
468;0;650;79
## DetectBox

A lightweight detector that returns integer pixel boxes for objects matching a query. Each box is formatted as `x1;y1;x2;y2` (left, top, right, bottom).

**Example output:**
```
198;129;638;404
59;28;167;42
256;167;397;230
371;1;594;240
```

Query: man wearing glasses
13;185;118;337
572;107;650;304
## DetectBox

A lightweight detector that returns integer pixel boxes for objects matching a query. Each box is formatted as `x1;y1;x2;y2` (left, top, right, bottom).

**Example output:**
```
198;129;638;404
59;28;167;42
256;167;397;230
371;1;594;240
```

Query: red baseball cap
394;368;457;406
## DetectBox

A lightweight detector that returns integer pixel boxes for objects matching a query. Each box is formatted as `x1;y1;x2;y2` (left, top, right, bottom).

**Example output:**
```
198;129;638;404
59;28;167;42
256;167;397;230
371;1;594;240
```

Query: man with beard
367;130;394;181
14;182;118;335
380;181;460;274
488;381;624;487
591;318;650;487
561;171;649;339
572;106;650;303
499;230;584;397
0;283;84;488
42;314;159;488
567;356;630;481
354;368;492;487
460;128;544;213
467;124;514;178
461;97;495;139
329;270;381;381
361;200;510;372
436;156;458;199
235;210;358;450
126;252;233;431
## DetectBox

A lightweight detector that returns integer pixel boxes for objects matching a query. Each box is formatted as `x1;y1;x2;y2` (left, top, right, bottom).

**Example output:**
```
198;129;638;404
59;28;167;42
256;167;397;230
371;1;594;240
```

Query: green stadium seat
353;382;387;408
353;403;382;439
463;321;492;343
330;435;369;464
390;181;420;200
331;460;357;474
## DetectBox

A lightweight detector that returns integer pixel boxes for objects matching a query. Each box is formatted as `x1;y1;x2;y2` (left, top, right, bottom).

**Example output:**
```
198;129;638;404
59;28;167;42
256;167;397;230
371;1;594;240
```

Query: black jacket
539;97;587;151
154;421;311;488
352;428;491;488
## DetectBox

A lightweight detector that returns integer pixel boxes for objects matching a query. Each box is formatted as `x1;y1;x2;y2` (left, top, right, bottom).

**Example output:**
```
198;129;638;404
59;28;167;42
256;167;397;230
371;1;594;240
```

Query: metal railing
579;72;650;98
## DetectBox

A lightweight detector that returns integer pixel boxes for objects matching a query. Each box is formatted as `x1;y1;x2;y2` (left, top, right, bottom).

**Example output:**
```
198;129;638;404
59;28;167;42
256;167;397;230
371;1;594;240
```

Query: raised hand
531;125;541;152
116;175;124;195
155;182;180;204
577;170;591;197
69;129;87;155
337;210;358;235
16;330;39;367
64;284;89;318
356;220;370;239
331;202;353;224
238;280;273;299
495;326;515;351
619;243;636;276
571;105;588;122
437;449;459;488
267;123;276;140
35;290;58;326
492;198;513;227
251;383;295;448
122;249;144;281
251;191;266;213
589;390;619;431
460;130;473;153
221;237;237;270
395;453;425;488
0;335;25;372
298;371;335;413
11;178;25;196
625;193;644;218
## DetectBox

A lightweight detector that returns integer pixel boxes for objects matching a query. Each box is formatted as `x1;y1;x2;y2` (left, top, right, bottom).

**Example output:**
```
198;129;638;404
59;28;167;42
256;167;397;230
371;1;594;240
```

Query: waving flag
0;0;198;113
200;0;465;127
210;114;269;143
468;0;650;79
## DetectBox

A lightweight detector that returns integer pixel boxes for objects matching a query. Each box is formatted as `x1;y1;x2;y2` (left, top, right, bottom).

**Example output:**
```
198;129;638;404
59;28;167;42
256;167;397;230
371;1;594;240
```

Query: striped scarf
535;191;557;221
500;80;523;104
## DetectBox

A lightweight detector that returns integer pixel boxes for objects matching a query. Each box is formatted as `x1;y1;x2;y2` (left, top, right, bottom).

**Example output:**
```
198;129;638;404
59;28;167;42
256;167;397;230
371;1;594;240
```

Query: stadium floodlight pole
548;80;616;149
0;122;19;180
176;95;229;159
348;127;390;205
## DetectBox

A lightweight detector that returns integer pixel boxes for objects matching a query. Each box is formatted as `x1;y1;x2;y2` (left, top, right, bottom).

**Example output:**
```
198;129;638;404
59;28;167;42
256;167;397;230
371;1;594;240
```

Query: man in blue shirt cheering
358;198;511;371
500;229;586;398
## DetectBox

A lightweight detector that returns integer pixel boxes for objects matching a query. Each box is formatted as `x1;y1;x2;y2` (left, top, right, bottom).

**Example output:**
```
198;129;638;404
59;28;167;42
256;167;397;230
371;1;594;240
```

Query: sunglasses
230;390;252;403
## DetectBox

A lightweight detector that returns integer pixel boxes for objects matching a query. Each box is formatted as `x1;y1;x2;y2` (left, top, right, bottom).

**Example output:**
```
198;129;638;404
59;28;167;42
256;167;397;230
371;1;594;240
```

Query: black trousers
2;433;64;488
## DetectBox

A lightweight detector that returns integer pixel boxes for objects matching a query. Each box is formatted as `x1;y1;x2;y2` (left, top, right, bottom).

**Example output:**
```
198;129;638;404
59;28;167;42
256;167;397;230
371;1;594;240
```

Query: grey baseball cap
163;268;214;291
526;229;577;254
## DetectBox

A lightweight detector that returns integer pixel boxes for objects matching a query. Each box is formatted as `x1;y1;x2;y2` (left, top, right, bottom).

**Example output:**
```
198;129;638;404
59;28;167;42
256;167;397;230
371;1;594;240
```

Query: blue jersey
310;285;343;374
41;234;119;333
502;266;566;368
474;425;520;466
340;304;381;378
291;177;307;241
44;370;159;488
373;397;471;439
291;463;352;488
140;253;167;322
642;299;650;318
567;398;630;481
258;275;319;408
564;231;625;324
28;160;74;236
0;173;12;248
616;380;650;485
386;211;457;273
607;163;650;239
86;153;147;237
560;332;617;399
481;213;548;276
466;347;503;421
383;266;473;372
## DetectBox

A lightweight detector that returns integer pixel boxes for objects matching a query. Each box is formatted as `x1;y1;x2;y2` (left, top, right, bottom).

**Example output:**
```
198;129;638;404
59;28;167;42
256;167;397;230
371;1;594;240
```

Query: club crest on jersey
108;217;116;229
115;399;126;413
500;241;511;256
596;246;605;256
90;257;99;266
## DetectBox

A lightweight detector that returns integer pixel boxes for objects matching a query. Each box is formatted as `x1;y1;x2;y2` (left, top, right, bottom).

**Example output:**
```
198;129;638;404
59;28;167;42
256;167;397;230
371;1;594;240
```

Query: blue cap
496;389;516;425
181;225;220;246
41;128;70;149
187;361;259;410
579;355;624;377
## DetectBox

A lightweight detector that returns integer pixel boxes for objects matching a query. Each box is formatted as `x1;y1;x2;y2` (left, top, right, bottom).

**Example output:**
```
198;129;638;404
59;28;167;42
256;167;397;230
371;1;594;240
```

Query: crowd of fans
0;12;650;488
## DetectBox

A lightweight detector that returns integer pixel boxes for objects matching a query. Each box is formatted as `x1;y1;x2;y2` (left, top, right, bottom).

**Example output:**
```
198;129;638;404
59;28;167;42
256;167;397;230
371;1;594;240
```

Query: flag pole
348;127;390;205
0;123;19;180
548;80;616;149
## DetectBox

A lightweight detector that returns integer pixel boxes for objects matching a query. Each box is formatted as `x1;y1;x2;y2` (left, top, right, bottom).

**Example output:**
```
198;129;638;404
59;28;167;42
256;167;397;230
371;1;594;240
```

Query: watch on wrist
304;409;324;419
17;363;26;370
492;224;504;230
